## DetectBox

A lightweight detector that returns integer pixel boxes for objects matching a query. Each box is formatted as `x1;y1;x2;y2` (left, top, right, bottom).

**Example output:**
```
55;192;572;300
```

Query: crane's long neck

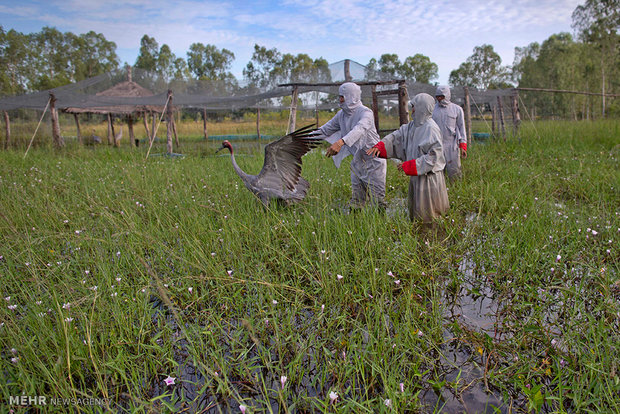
227;147;252;183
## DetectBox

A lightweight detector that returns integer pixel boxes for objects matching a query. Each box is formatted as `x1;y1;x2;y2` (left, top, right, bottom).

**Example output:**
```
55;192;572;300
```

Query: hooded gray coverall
432;85;466;179
378;93;449;222
319;82;387;208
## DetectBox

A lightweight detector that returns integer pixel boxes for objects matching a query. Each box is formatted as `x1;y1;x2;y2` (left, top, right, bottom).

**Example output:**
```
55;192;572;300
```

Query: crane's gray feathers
256;124;322;192
221;124;322;206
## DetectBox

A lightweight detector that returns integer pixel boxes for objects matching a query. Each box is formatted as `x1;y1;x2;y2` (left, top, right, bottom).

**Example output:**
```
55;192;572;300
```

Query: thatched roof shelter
63;71;163;115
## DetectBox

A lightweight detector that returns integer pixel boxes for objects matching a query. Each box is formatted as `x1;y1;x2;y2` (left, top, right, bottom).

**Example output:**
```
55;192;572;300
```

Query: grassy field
0;119;618;413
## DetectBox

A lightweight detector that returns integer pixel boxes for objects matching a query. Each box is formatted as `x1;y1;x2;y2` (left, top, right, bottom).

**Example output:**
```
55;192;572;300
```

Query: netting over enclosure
0;62;529;150
0;65;518;112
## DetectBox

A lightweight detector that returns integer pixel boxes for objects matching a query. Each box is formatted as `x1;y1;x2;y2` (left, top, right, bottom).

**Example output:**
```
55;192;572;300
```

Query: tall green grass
0;120;618;413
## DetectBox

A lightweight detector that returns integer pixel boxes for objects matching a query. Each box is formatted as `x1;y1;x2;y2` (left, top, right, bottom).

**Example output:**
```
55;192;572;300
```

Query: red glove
459;142;467;159
373;142;387;158
399;159;418;176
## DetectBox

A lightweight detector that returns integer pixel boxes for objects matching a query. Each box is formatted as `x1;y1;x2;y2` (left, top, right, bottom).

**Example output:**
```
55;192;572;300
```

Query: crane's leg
258;193;270;207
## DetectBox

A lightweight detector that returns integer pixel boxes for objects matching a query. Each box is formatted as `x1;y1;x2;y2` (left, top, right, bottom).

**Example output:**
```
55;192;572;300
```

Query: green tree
448;62;477;88
67;31;118;81
31;26;72;89
377;53;401;77
157;44;178;81
0;27;31;94
243;44;330;89
514;33;596;119
572;0;620;116
172;57;191;81
135;35;159;72
135;35;189;81
401;54;438;83
364;58;383;80
243;44;282;89
366;53;438;82
187;43;235;80
449;44;511;89
512;42;541;85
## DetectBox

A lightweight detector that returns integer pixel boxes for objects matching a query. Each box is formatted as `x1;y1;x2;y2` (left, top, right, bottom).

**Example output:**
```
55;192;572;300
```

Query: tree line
0;0;617;118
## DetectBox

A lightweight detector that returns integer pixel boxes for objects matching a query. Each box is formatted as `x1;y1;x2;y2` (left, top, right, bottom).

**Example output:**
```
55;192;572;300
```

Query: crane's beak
215;144;225;153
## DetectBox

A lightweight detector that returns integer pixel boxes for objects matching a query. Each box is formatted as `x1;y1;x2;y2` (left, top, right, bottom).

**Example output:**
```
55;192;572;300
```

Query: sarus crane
216;124;322;206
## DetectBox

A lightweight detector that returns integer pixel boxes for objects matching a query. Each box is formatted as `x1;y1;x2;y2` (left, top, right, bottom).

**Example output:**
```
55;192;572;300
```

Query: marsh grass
0;120;618;413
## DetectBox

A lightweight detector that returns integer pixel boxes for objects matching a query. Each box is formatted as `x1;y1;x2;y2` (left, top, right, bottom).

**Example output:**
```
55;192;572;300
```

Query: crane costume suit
319;82;387;208
432;85;467;179
372;93;449;222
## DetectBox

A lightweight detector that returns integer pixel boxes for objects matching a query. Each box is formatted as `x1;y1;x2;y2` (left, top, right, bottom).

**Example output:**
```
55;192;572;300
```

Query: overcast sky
0;0;583;84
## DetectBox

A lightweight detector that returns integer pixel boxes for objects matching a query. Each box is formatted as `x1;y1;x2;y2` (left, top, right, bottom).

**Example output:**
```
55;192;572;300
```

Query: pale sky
0;0;583;84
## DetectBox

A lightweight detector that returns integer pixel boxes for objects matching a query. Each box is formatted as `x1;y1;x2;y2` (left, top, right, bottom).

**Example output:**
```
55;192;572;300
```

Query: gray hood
435;85;451;107
339;82;362;115
411;93;435;127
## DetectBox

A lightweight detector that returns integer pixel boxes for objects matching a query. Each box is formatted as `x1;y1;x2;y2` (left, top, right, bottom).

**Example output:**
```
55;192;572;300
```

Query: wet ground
140;209;515;413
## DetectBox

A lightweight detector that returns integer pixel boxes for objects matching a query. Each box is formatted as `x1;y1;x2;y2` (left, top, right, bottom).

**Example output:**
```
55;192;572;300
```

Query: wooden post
142;111;150;145
315;91;319;128
73;113;82;144
601;56;605;118
463;87;472;144
166;90;173;154
256;107;261;140
344;59;352;82
128;115;135;147
287;86;299;134
3;111;10;149
511;91;521;138
491;104;497;137
107;113;113;145
497;96;506;141
371;84;379;132
397;81;409;126
202;108;208;140
49;93;64;148
110;115;119;147
151;110;156;142
172;114;179;149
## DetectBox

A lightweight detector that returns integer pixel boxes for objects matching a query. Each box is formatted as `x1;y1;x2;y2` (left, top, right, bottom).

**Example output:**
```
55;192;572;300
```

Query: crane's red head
217;140;233;154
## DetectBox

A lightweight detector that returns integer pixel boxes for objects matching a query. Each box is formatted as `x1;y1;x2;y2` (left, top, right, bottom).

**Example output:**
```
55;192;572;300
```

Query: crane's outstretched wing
256;124;323;191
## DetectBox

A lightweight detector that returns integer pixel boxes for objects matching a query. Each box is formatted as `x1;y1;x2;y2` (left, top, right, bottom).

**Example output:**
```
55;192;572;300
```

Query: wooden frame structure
279;80;411;135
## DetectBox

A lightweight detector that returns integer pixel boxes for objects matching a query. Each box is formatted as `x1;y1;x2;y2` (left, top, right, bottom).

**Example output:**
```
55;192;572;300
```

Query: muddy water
142;208;516;412
423;249;510;413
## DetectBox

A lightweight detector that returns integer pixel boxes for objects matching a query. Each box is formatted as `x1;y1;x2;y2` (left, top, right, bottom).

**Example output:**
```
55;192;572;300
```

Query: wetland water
145;246;515;412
